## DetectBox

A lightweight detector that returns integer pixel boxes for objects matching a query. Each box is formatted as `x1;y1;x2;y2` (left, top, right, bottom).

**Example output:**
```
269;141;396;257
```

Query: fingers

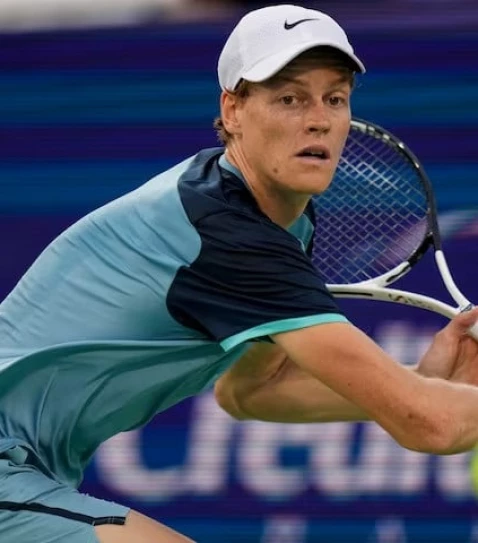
438;307;478;337
448;307;478;335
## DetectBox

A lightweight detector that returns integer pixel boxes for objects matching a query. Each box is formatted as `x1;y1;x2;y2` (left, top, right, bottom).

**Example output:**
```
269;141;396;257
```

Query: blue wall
0;24;477;215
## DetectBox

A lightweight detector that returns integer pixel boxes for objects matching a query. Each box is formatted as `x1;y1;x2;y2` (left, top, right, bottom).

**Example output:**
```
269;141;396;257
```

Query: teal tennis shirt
0;149;347;487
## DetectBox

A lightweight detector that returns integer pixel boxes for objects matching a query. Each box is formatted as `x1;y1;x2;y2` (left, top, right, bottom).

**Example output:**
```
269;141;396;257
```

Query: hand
417;308;478;384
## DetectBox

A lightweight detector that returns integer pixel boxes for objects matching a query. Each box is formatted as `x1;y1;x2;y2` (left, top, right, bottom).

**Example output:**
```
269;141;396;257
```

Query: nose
304;103;331;134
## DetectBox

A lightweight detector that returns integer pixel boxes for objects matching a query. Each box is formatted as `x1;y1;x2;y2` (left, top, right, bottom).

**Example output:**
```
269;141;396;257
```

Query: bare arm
215;342;370;423
272;312;478;455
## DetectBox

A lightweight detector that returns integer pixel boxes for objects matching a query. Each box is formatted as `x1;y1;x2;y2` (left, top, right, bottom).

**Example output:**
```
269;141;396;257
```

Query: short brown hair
213;46;357;146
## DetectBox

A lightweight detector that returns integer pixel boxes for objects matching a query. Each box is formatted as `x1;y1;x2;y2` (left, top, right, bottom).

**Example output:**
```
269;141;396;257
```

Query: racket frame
323;118;474;320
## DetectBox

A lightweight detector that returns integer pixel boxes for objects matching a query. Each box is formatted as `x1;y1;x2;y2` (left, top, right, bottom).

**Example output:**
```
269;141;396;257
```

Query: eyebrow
271;73;352;89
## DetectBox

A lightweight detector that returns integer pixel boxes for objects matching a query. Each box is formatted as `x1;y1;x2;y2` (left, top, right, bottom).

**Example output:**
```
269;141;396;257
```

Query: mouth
296;145;331;163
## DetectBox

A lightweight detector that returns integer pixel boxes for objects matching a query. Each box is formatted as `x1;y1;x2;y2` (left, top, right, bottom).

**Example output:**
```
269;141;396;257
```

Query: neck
225;146;309;229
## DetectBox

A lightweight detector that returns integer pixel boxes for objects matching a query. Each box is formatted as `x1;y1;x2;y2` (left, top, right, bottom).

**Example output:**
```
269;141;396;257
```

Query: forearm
215;344;370;423
272;321;478;455
234;360;370;423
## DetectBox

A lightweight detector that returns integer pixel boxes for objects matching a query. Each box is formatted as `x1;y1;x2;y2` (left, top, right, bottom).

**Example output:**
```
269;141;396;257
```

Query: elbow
395;411;458;455
214;379;249;420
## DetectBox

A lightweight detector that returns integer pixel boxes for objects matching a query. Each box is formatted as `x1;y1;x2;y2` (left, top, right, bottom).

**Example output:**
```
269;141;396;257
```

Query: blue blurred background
1;1;478;541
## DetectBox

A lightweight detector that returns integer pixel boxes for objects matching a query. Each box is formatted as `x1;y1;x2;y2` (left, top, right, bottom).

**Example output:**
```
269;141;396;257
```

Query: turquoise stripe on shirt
220;313;348;351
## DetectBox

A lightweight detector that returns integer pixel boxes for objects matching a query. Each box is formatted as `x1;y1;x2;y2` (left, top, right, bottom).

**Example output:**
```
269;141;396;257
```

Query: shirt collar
218;153;246;183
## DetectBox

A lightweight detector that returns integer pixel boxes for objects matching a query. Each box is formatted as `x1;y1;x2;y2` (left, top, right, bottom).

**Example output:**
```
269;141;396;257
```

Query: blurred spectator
0;0;239;30
0;0;475;32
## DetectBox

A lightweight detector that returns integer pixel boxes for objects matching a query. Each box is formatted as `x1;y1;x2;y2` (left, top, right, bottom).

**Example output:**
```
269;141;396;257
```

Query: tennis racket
311;117;478;338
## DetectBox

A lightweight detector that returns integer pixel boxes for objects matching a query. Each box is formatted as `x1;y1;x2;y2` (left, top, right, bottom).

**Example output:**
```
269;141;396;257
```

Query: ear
220;90;243;137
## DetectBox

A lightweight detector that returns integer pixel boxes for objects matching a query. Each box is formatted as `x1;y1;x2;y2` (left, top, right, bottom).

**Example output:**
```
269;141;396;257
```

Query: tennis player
1;4;478;542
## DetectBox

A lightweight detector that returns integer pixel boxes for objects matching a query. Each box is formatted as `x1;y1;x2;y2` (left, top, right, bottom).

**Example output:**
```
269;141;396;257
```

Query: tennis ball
469;448;478;495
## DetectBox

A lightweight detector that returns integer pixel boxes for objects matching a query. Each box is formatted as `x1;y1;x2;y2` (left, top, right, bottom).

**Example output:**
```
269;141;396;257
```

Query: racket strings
312;128;429;284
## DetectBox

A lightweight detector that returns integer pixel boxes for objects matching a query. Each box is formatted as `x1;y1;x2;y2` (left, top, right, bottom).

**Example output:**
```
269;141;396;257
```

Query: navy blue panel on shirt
166;149;343;343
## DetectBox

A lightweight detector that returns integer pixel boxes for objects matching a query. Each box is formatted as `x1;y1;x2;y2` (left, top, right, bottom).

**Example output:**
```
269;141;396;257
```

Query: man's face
231;65;352;196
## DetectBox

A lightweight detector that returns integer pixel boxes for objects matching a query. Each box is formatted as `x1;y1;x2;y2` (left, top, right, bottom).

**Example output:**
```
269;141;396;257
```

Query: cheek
246;126;284;162
336;120;351;153
246;108;292;146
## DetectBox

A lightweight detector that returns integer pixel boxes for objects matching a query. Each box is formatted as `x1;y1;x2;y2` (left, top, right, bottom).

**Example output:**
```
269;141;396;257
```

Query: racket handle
468;321;478;341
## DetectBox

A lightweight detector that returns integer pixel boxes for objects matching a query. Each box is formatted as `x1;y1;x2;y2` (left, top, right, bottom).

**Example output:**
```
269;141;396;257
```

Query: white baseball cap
218;4;365;91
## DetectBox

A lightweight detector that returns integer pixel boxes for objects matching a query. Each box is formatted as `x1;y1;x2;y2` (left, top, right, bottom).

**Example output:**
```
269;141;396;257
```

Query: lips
296;145;331;160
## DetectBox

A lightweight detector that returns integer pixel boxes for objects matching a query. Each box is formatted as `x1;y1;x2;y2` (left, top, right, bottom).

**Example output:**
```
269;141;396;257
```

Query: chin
277;166;334;195
301;175;334;195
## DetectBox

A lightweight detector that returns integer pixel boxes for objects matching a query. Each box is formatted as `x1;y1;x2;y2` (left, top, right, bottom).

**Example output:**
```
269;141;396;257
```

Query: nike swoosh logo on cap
284;18;321;30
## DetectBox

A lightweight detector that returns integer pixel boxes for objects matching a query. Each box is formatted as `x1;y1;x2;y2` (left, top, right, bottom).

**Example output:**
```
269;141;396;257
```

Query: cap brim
242;41;365;84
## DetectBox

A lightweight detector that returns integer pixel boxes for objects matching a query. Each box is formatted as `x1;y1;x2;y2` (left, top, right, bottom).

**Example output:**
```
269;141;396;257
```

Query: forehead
266;67;353;90
245;69;353;100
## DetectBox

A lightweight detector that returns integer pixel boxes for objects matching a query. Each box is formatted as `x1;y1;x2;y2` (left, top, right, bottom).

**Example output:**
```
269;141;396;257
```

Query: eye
280;95;298;106
328;94;348;107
